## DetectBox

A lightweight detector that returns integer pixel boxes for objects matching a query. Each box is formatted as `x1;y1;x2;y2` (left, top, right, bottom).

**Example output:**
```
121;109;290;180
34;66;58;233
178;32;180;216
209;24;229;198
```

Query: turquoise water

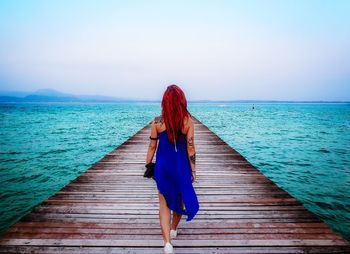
0;102;349;241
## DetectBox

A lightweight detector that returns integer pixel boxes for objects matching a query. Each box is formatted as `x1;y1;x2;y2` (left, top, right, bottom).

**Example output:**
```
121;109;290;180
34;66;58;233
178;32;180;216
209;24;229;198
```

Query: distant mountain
0;89;348;103
32;88;75;97
0;89;133;102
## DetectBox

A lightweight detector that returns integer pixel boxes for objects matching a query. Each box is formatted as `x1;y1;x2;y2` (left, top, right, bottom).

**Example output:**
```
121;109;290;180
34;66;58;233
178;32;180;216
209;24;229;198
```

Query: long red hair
161;84;191;144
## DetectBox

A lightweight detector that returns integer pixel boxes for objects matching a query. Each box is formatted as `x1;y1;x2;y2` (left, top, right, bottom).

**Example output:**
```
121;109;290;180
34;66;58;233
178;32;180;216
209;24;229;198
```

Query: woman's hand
191;170;196;183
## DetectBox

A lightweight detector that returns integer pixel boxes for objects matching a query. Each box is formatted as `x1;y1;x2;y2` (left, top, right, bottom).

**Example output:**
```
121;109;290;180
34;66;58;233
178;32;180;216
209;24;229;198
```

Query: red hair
161;84;191;144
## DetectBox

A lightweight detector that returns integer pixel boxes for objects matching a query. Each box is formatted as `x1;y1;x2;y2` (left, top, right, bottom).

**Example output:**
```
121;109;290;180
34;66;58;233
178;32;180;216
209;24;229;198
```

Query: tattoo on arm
154;116;164;126
189;153;196;165
187;136;194;147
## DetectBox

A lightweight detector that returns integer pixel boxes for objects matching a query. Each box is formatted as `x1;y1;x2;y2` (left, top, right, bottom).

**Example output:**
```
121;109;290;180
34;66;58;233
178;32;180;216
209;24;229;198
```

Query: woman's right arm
186;116;196;183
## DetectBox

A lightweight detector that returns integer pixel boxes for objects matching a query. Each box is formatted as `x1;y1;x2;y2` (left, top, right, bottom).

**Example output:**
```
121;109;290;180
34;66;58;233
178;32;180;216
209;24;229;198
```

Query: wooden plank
1;246;349;254
1;116;349;253
1;238;349;247
5;227;336;235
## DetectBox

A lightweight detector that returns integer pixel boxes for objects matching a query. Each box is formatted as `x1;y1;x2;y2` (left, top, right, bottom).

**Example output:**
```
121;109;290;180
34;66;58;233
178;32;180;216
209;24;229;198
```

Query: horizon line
0;88;349;103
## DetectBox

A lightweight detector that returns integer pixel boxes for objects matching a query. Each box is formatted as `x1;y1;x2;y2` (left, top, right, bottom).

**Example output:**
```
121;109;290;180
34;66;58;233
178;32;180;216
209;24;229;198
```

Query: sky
0;0;349;101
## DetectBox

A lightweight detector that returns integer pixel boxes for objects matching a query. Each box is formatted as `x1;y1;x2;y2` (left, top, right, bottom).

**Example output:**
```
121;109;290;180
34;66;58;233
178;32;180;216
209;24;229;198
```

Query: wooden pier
0;117;349;253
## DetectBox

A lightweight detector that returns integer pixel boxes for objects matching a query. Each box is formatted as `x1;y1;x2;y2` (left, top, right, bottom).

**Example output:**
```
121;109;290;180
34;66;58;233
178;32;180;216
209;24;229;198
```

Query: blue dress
154;129;199;221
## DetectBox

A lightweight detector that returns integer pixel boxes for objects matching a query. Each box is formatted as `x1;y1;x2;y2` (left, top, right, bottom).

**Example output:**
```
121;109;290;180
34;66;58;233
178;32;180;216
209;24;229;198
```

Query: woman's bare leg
158;193;171;244
171;200;184;230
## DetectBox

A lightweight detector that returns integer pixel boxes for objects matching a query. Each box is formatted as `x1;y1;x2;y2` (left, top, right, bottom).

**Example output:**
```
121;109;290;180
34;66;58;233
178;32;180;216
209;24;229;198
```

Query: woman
145;84;199;254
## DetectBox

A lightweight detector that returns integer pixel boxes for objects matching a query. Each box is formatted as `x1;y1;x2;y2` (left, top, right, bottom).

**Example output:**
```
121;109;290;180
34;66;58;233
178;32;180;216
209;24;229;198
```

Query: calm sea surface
0;102;349;240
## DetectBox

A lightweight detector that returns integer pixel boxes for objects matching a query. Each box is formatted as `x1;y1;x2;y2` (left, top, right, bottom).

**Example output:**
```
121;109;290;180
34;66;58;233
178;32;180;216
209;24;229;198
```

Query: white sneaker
170;229;177;239
163;242;174;254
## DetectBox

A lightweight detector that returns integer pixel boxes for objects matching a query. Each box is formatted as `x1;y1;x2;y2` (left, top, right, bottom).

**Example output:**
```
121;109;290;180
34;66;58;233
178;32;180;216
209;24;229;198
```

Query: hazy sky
0;0;349;101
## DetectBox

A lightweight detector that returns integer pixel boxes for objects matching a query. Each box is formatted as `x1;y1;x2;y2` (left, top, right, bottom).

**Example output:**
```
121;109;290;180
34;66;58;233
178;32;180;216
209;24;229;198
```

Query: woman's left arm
145;118;158;164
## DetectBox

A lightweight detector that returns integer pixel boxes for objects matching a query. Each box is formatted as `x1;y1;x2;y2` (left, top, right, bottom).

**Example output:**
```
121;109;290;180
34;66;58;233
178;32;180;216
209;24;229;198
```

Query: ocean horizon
0;101;349;241
1;88;349;104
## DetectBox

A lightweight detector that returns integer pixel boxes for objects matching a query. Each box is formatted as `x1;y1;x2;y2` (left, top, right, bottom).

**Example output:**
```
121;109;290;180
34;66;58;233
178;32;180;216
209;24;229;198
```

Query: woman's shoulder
152;115;165;132
153;115;164;125
184;113;194;126
182;113;194;135
152;113;193;133
153;114;192;123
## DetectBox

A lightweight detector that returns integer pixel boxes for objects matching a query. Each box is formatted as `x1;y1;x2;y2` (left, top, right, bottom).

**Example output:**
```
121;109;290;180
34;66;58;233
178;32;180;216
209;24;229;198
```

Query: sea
0;102;349;240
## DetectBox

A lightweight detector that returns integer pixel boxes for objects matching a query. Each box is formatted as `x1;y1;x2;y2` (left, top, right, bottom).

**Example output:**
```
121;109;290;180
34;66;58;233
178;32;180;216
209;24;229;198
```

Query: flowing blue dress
154;129;199;221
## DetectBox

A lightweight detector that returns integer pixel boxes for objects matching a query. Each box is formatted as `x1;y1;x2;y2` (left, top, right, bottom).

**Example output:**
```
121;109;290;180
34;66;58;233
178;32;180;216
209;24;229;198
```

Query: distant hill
0;89;134;102
0;89;348;103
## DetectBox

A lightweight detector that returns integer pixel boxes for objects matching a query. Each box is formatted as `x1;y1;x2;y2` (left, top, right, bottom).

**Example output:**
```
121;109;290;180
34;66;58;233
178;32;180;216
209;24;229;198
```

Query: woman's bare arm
186;116;196;182
145;117;160;164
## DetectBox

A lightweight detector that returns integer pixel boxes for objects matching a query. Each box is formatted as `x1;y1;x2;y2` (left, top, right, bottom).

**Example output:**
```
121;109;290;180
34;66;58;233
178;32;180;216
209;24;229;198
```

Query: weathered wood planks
0;117;349;253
